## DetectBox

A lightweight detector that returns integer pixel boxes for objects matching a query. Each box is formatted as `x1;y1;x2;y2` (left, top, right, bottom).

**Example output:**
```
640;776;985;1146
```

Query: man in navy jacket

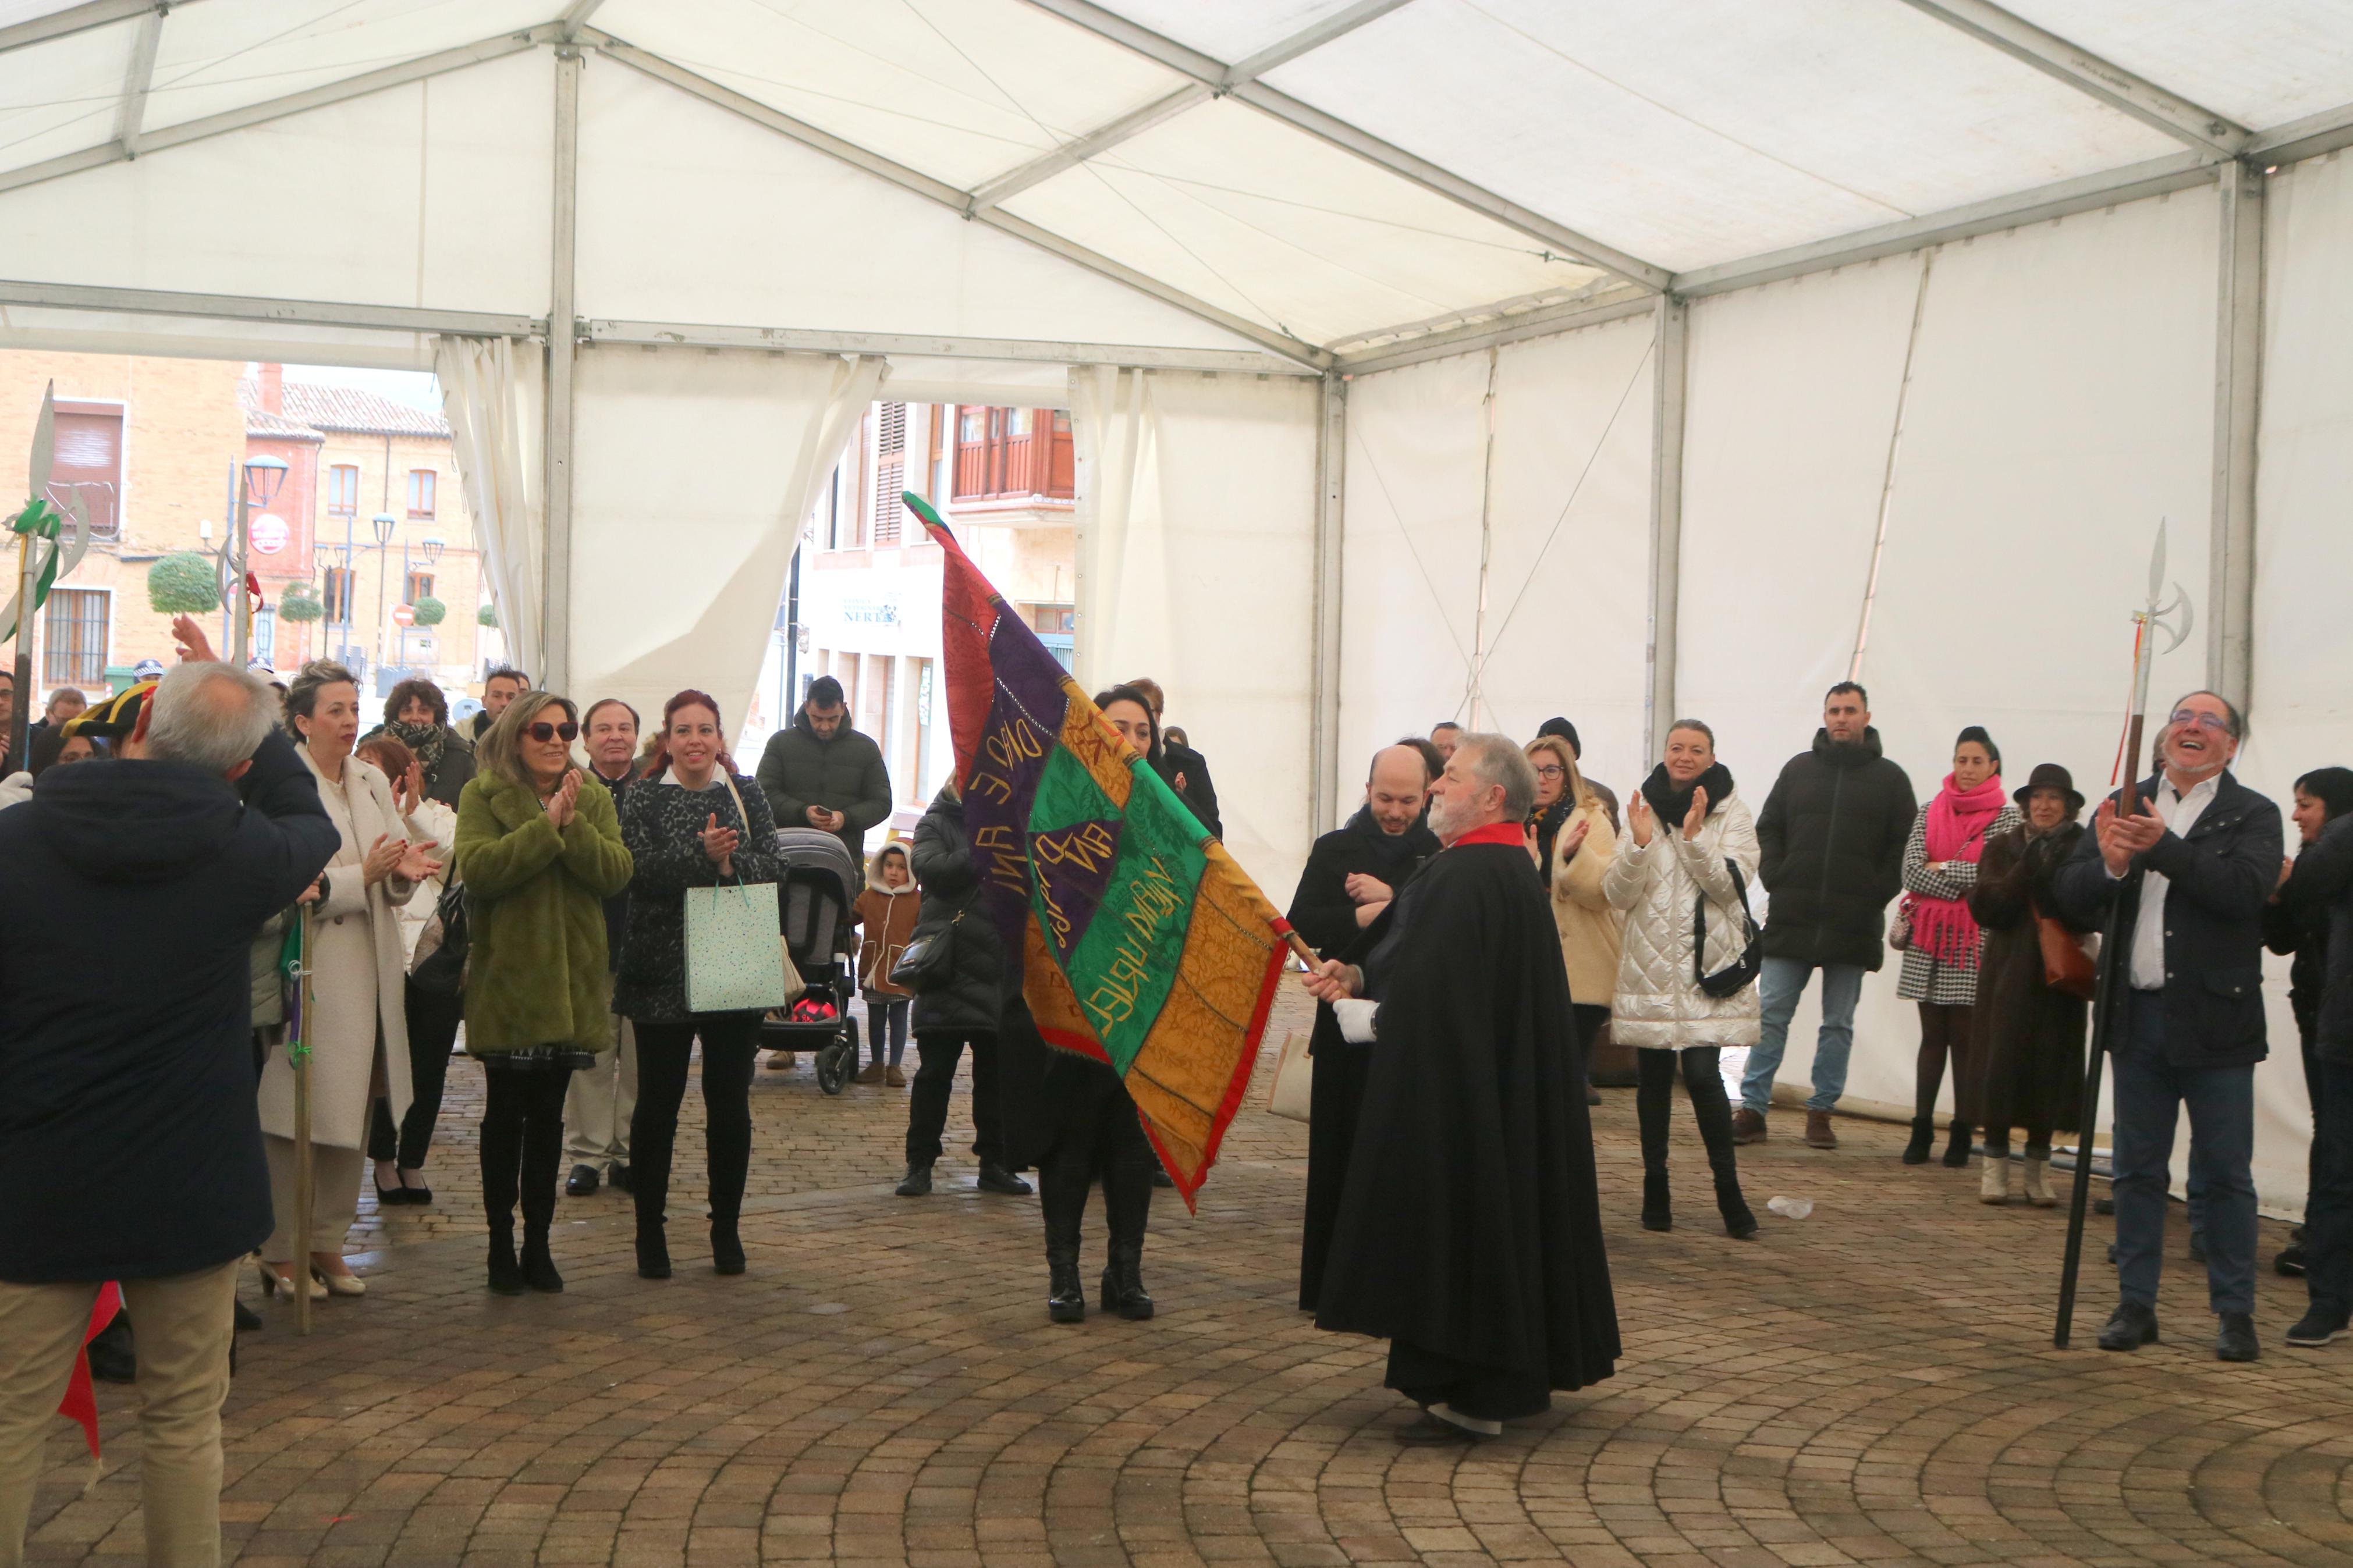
2056;688;2281;1363
0;659;336;1563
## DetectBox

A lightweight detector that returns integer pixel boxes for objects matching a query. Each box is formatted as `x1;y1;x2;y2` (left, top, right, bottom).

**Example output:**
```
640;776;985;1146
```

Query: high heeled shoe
255;1258;324;1301
311;1261;365;1297
372;1175;414;1207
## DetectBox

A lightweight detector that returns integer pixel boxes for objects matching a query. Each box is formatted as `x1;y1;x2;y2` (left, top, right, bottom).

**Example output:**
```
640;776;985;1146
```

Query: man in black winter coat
1738;682;1918;1148
1125;676;1221;839
2054;690;2281;1363
756;675;893;865
1291;744;1440;1311
0;660;337;1564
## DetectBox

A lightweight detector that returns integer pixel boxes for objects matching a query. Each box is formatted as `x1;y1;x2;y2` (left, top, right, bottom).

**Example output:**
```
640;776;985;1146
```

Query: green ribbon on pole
278;914;310;1067
9;496;63;614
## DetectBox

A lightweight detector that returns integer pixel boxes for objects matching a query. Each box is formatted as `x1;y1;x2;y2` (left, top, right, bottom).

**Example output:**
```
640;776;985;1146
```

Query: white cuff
1335;998;1379;1044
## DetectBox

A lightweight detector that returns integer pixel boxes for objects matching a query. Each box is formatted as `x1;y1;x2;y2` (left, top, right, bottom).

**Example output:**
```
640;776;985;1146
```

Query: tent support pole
1309;373;1346;837
544;45;580;695
1644;295;1688;761
2208;162;2262;712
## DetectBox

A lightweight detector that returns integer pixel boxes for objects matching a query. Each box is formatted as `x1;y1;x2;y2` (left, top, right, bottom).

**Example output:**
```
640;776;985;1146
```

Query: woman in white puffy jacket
1602;719;1759;1240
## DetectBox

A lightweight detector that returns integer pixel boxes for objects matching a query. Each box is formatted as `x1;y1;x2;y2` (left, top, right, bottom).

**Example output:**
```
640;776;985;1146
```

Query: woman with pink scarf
1896;727;2019;1168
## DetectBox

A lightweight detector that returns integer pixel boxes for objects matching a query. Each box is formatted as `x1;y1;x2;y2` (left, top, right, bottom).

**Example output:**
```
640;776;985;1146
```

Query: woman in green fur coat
455;691;632;1296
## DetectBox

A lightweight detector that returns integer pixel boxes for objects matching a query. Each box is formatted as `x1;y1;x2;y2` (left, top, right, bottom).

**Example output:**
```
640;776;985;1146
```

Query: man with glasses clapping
2055;689;2283;1364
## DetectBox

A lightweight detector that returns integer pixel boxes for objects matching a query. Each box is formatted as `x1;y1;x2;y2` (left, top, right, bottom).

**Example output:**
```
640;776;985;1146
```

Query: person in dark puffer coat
893;778;1031;1199
1737;681;1917;1148
754;674;892;865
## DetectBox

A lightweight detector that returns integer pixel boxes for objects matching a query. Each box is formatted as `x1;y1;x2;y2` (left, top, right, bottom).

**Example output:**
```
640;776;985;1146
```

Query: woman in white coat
1603;719;1759;1240
255;661;440;1300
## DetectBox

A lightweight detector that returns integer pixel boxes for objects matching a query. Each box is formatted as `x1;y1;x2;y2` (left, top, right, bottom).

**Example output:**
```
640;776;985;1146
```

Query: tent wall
1335;314;1658;799
1070;369;1321;904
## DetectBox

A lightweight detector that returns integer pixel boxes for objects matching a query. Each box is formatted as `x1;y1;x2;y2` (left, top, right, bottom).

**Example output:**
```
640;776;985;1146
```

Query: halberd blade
28;381;54;492
2148;520;2168;606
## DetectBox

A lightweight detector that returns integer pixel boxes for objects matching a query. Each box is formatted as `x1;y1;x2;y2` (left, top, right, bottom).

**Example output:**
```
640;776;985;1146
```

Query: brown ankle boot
1730;1108;1767;1144
1803;1110;1837;1149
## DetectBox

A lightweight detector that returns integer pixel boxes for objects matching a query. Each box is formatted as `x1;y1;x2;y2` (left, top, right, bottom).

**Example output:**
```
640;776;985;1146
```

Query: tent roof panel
139;0;551;134
592;0;1186;193
2003;0;2353;131
0;16;133;175
573;58;1273;353
1002;95;1605;347
1260;0;2182;271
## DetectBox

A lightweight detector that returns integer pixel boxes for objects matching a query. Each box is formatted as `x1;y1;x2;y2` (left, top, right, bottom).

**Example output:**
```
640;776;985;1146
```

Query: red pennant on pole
56;1282;122;1459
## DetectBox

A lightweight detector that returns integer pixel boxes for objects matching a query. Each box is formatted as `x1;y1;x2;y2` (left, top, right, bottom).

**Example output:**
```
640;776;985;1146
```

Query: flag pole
293;905;316;1337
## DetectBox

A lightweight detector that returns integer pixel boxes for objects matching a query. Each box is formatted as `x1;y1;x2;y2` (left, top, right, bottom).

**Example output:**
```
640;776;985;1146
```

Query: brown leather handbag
2032;900;2097;1000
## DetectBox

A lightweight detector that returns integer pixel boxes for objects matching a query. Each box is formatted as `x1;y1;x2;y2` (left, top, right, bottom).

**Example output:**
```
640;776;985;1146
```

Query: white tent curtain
434;335;546;683
564;348;886;738
1069;365;1321;902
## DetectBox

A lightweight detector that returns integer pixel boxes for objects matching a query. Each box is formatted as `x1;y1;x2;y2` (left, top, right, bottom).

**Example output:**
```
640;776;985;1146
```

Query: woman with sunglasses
455;692;633;1294
615;690;782;1280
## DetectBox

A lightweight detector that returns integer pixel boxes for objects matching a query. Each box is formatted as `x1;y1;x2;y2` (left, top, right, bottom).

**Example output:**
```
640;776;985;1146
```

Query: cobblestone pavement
28;987;2353;1566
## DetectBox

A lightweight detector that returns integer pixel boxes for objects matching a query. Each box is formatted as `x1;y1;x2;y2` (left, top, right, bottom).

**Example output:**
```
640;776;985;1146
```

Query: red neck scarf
1450;822;1527;850
1912;772;2006;965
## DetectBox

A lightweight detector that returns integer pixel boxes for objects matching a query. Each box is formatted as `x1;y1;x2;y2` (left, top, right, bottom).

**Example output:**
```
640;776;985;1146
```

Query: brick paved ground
27;987;2353;1566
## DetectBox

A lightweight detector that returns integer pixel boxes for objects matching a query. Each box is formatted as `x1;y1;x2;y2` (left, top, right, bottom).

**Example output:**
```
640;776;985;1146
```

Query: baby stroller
758;828;866;1095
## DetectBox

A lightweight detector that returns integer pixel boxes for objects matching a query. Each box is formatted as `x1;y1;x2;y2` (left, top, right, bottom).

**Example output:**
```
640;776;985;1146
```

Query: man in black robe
1290;744;1440;1311
1306;732;1619;1442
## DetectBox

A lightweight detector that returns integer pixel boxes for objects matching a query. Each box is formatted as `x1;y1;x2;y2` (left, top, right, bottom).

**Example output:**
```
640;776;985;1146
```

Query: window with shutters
322;567;356;624
871;402;906;546
49;403;123;539
42;588;109;687
952;406;1074;502
406;469;436;520
326;465;359;520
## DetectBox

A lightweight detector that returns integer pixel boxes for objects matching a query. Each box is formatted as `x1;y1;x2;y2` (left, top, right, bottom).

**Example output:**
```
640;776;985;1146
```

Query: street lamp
369;511;396;680
225;454;290;667
399;535;446;670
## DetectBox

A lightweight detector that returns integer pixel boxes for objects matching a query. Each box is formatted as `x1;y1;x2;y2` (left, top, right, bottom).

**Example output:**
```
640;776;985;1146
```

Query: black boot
487;1231;525;1296
520;1228;563;1293
1040;1143;1089;1325
1641;1169;1671;1232
1686;1053;1756;1240
1715;1177;1759;1240
711;1218;746;1276
1942;1119;1974;1168
1100;1146;1156;1321
636;1225;672;1281
1902;1117;1935;1165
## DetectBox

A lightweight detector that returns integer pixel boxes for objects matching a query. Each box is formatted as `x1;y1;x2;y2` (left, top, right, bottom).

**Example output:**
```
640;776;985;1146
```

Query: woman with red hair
614;690;782;1281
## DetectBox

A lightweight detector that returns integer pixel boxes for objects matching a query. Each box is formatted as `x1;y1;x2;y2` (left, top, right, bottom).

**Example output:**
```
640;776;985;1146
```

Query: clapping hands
544;769;583;829
700;810;741;873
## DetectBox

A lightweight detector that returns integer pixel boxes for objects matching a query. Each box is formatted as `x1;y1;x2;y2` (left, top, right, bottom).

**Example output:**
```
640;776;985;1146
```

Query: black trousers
1037;1058;1154;1263
905;1031;1005;1166
367;979;463;1168
1635;1047;1747;1210
1300;1039;1370;1311
480;1063;570;1240
1914;1001;1978;1122
631;1014;760;1232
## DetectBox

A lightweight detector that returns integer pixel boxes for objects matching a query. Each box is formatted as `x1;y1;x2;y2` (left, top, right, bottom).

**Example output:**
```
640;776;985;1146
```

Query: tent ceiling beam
583;318;1315;375
586;33;1333;371
1893;0;2248;155
1337;290;1653;375
970;0;1410;216
0;278;540;336
0;23;559;195
2249;100;2353;166
1671;149;2219;298
115;5;162;157
1016;0;1673;293
0;0;194;57
557;0;605;42
966;84;1212;214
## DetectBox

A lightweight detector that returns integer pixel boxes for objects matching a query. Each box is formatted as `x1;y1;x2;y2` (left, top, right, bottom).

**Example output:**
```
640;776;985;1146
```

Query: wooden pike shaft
10;528;32;770
294;907;315;1337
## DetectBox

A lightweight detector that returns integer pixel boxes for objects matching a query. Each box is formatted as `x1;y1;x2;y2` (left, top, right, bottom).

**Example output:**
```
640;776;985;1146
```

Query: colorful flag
908;492;1297;1207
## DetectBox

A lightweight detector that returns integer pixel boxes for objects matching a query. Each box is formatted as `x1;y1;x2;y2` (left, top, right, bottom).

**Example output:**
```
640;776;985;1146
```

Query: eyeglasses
526;721;580;742
1532;764;1566;780
2168;709;2233;735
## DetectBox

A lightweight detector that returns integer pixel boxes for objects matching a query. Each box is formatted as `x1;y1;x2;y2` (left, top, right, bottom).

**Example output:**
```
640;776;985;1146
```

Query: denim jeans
2111;990;2257;1317
1741;957;1865;1114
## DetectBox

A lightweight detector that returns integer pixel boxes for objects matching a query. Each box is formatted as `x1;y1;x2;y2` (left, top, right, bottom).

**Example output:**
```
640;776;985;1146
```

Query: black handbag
410;881;470;997
888;909;961;993
1694;860;1764;998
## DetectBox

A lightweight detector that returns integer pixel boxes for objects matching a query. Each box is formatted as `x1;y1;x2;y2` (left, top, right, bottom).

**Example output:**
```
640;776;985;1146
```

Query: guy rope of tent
907;491;1316;1207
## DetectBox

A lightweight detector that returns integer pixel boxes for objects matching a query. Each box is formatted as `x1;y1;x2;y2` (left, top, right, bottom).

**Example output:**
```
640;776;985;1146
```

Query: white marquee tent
3;0;2350;1208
